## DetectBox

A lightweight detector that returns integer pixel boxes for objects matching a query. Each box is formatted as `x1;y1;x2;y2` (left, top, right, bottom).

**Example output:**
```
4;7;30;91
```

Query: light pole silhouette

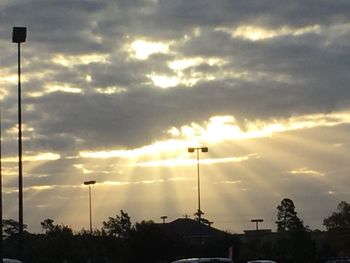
251;218;264;230
161;216;167;223
12;26;27;260
0;106;3;262
188;146;208;250
188;147;208;224
84;180;96;234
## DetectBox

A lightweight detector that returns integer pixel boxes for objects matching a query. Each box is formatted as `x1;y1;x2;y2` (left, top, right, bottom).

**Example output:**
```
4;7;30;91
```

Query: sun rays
72;112;347;228
2;110;350;231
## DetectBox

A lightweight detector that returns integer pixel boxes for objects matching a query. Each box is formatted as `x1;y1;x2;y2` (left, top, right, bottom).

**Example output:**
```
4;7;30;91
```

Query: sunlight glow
152;58;284;88
168;57;227;71
216;24;321;41
171;112;350;143
135;154;259;167
7;123;34;135
80;111;350;163
151;56;229;88
100;180;165;186
95;86;127;94
31;185;54;191
101;181;131;186
290;168;324;177
45;84;82;94
0;74;18;84
149;74;180;88
52;54;109;67
3;152;61;163
79;139;189;159
214;180;242;185
129;40;169;60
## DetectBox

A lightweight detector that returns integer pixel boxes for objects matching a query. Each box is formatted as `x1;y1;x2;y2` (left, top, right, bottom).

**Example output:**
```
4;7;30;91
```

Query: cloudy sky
0;0;349;233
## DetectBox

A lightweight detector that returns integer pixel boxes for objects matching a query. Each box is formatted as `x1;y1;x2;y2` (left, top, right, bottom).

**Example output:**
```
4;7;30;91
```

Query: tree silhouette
2;219;27;239
102;210;132;238
275;198;315;263
40;218;73;236
276;198;304;232
40;218;55;234
323;201;350;230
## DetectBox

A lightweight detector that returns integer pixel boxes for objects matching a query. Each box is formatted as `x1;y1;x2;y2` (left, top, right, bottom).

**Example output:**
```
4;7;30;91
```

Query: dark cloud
2;0;349;150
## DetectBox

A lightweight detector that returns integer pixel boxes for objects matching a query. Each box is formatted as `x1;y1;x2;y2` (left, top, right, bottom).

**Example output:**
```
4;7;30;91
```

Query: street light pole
84;180;96;234
12;26;27;261
251;218;264;231
188;147;208;223
0;106;3;263
161;216;167;223
188;146;208;250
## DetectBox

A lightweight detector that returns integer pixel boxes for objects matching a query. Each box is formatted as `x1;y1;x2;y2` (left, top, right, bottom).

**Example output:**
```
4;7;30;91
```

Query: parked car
171;258;233;263
247;260;278;263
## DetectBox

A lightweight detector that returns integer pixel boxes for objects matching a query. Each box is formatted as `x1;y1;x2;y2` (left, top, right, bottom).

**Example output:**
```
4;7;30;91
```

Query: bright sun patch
129;40;169;60
168;57;226;71
149;57;228;88
149;74;180;88
44;84;82;94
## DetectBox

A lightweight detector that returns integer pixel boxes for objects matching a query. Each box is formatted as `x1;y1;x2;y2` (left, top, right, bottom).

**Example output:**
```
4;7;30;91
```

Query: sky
0;0;349;234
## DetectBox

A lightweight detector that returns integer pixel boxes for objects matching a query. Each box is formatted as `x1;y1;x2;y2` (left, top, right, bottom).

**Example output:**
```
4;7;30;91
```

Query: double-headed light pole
187;147;208;225
84;180;96;234
12;26;27;260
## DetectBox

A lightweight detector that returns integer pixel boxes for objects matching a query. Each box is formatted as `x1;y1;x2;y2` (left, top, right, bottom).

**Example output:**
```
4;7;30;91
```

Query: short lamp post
84;180;96;234
12;26;27;260
251;218;264;230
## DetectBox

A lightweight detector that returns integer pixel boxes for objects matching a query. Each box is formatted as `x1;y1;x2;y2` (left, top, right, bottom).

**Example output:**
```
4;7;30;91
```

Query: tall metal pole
196;149;203;255
88;184;92;234
13;26;26;262
188;147;208;255
17;42;24;260
196;149;201;224
84;180;95;235
0;105;3;263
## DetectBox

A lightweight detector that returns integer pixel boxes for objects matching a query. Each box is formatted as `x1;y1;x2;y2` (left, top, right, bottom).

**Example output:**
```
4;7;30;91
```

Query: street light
84;180;96;234
0;106;3;262
188;146;208;250
251;218;264;230
12;26;27;260
188;147;208;223
161;216;168;223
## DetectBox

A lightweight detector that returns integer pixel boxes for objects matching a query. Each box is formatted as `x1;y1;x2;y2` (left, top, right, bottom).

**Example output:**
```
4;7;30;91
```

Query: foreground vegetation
1;199;349;263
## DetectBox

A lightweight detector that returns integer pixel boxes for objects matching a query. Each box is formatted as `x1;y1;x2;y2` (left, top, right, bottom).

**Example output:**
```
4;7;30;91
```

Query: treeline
1;199;349;263
238;198;350;263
